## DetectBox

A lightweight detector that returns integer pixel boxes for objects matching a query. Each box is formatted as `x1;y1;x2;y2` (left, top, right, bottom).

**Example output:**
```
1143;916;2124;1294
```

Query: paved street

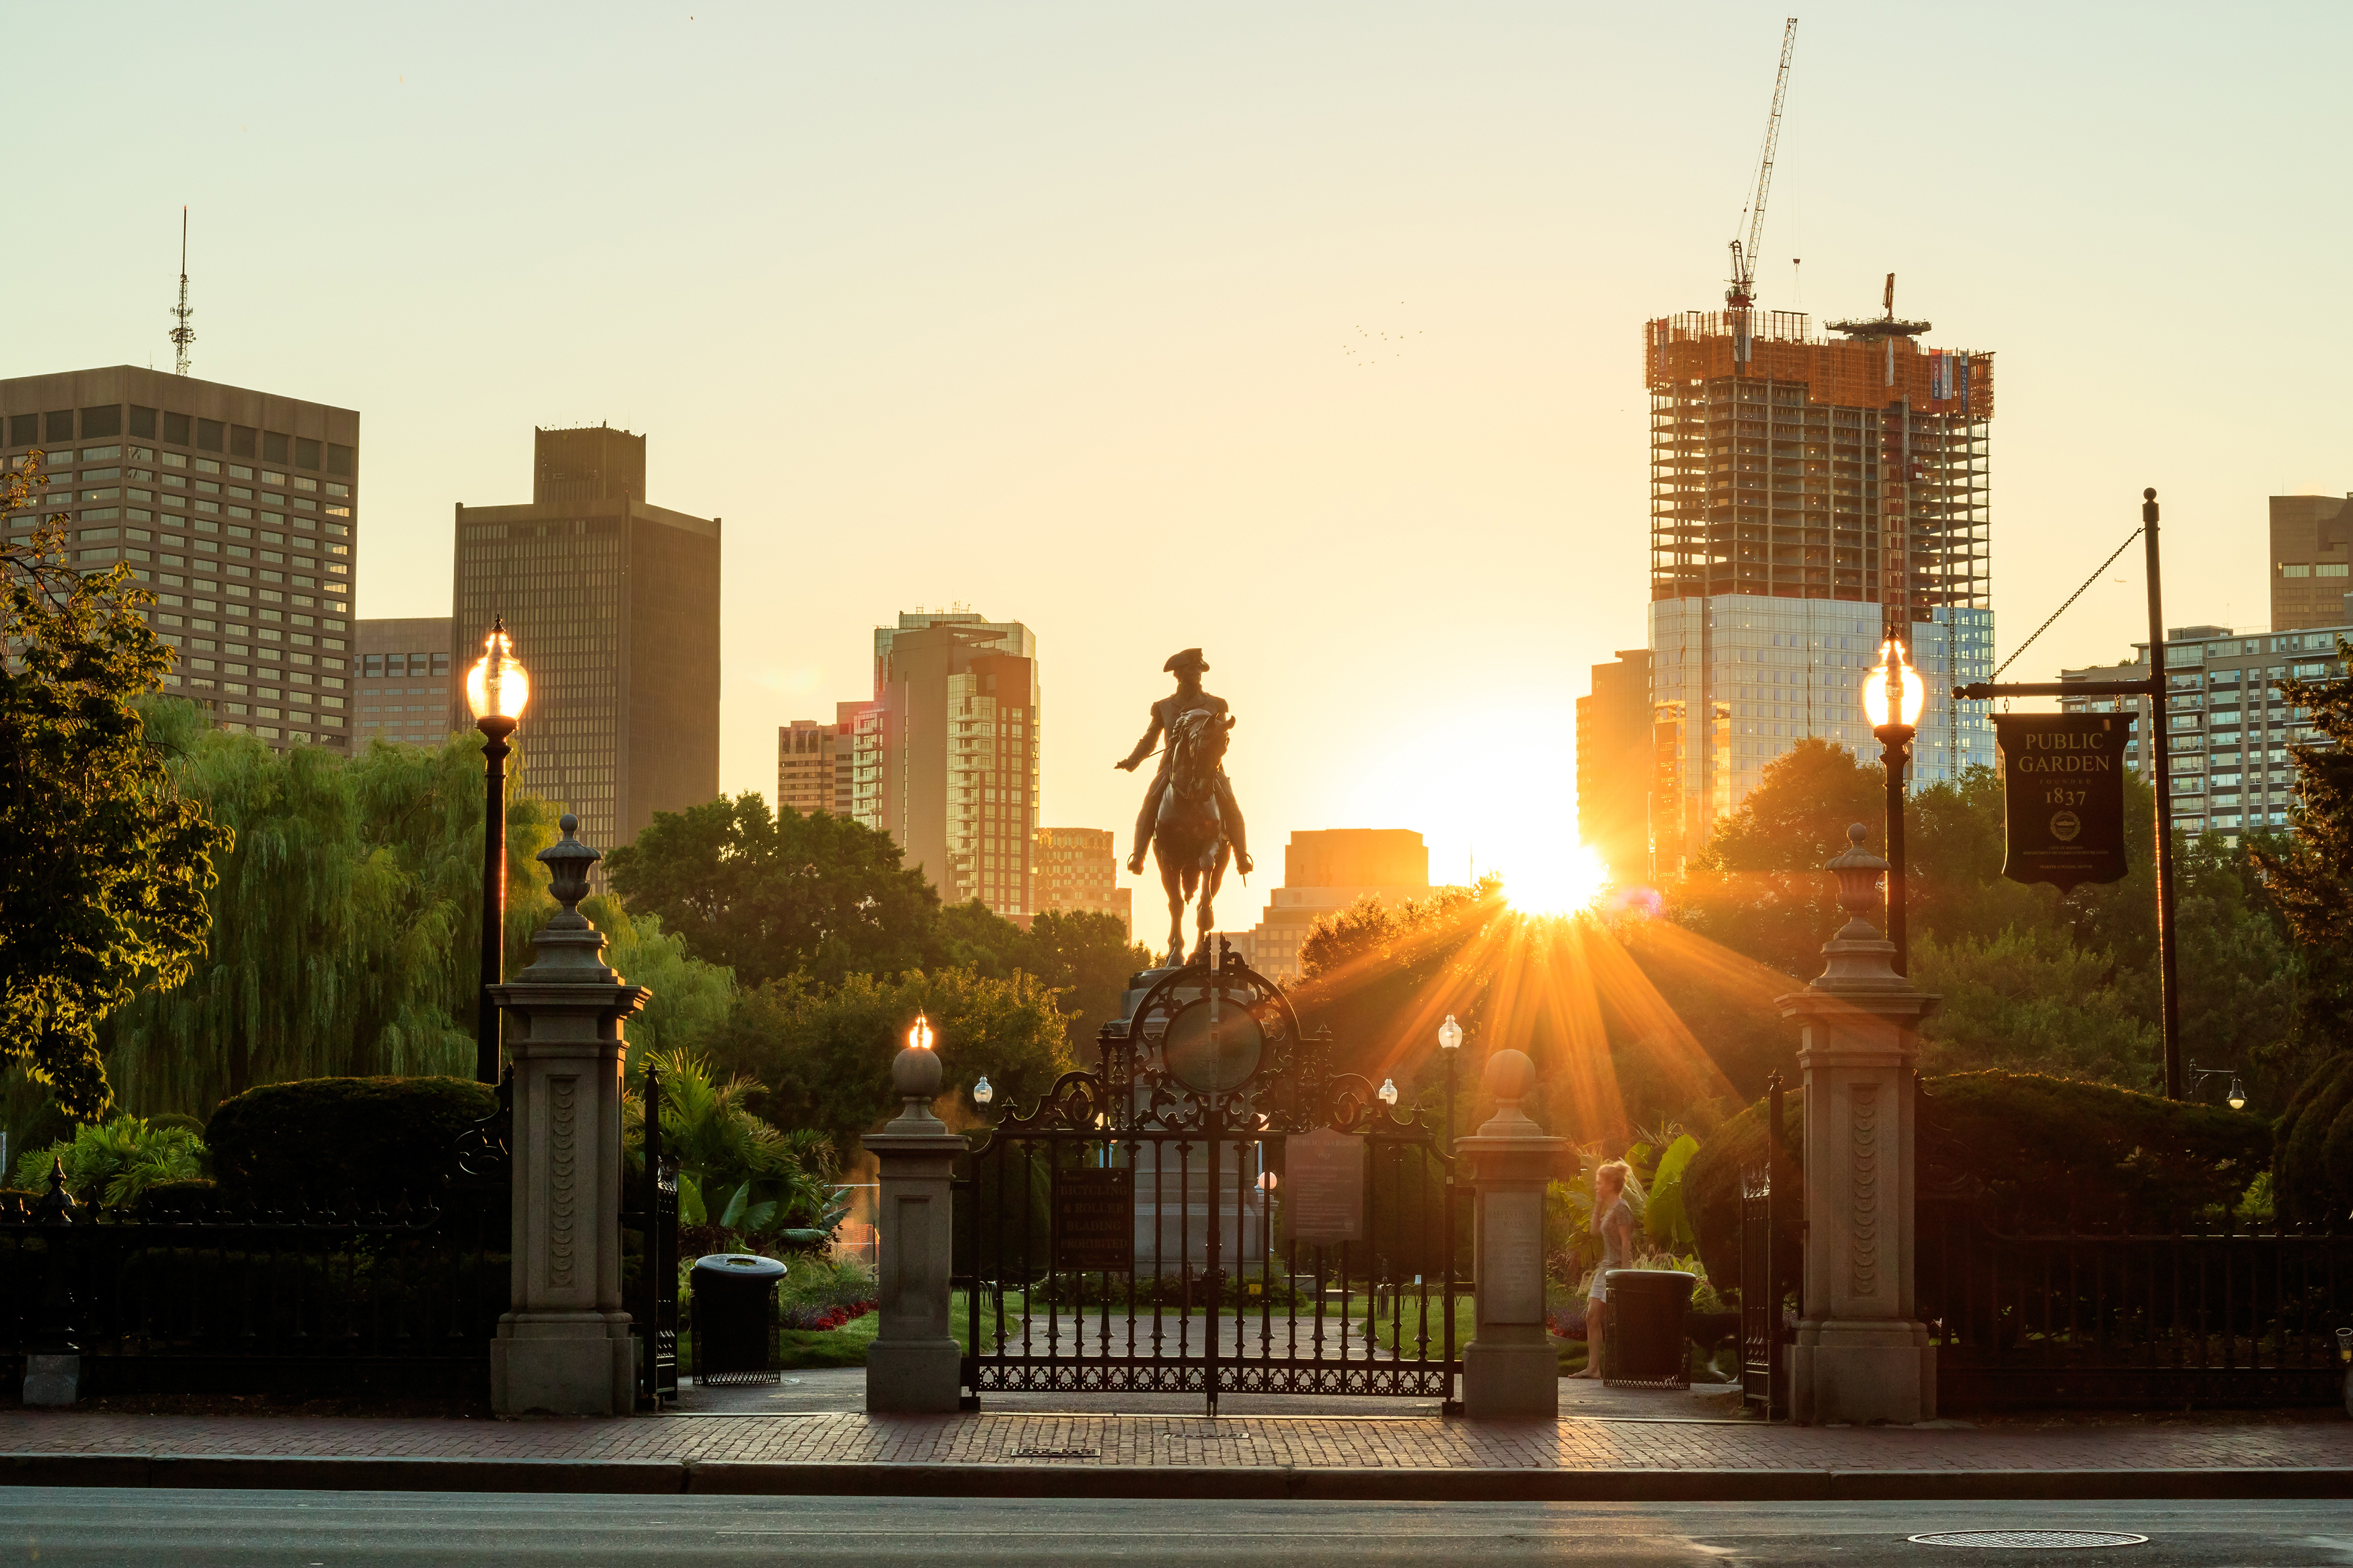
3;1491;2352;1565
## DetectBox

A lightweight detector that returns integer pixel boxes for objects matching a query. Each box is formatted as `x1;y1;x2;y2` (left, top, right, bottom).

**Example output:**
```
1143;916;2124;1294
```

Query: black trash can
1601;1268;1697;1389
690;1253;785;1386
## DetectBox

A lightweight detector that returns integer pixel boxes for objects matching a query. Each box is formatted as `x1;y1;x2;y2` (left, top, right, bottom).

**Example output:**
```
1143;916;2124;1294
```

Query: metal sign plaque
1052;1167;1135;1273
1283;1128;1365;1247
1995;712;2130;892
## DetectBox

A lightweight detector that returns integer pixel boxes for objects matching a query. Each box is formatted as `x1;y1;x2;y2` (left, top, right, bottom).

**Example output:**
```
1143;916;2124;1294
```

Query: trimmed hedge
1687;1071;2272;1298
2276;1051;2353;1225
206;1076;499;1198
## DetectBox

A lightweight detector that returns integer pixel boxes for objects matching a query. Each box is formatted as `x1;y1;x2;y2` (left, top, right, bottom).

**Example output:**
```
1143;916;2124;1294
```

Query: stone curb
3;1455;2349;1501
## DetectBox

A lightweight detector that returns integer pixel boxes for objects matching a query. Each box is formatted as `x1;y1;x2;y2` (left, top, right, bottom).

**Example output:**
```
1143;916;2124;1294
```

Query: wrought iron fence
0;1178;509;1399
1738;1072;1796;1419
1920;1196;2353;1409
623;1062;681;1411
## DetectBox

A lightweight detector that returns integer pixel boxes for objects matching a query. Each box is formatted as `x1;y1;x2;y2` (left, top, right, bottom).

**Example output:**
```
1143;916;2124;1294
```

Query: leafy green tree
934;901;1152;1053
3;470;231;1120
581;896;735;1065
1293;880;1501;1085
2252;644;2353;1062
604;795;940;987
95;724;559;1119
1911;925;2159;1083
714;966;1072;1165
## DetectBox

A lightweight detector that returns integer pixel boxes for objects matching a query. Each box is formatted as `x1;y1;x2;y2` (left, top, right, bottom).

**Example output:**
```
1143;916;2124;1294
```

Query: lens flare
1501;842;1612;916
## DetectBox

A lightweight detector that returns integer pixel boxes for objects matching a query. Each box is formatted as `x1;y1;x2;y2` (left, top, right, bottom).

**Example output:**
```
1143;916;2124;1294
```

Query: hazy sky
17;3;2352;923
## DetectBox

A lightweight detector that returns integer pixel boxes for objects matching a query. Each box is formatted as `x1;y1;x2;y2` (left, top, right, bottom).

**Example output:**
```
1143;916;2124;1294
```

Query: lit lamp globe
1378;1077;1399;1106
1438;1015;1464;1053
1862;638;1926;731
466;618;531;735
2228;1077;2247;1112
972;1074;994;1108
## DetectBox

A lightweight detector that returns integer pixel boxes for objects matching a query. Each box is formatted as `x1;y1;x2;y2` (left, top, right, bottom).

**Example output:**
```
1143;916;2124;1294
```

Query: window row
3;408;352;473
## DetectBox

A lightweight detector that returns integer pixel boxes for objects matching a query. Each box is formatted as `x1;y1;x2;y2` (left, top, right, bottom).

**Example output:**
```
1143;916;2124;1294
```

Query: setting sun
1499;841;1613;917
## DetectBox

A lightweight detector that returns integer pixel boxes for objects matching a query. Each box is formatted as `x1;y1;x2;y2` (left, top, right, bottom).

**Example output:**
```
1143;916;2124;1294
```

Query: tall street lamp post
1438;1013;1464;1154
1862;636;1925;976
467;618;530;1084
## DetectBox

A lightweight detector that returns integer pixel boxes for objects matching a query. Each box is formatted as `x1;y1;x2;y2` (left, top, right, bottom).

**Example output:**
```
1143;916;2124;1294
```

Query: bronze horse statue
1150;706;1238;968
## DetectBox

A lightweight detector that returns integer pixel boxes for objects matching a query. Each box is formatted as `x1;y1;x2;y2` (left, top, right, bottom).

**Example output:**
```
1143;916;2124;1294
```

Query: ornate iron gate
956;950;1466;1415
1739;1072;1794;1419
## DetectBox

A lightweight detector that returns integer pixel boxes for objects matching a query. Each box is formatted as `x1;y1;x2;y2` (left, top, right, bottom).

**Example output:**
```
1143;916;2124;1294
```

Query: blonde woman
1572;1159;1637;1380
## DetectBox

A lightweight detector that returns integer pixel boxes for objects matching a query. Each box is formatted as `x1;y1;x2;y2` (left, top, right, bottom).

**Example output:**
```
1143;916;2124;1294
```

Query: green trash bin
1601;1268;1697;1389
691;1253;785;1386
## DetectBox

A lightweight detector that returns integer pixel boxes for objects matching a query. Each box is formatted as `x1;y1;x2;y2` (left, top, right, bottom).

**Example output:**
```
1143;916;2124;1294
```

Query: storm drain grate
1012;1447;1099;1459
1909;1532;2149;1550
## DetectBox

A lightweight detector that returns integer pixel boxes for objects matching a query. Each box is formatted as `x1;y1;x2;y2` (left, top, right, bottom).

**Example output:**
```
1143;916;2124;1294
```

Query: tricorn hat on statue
1164;648;1208;673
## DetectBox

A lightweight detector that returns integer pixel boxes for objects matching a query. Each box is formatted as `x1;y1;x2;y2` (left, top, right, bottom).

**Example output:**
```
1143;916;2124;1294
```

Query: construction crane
1727;17;1797;361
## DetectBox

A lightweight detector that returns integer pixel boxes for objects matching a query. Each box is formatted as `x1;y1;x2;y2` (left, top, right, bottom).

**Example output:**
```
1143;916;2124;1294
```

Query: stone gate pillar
862;1037;966;1413
1459;1048;1567;1419
489;814;649;1417
1777;824;1938;1426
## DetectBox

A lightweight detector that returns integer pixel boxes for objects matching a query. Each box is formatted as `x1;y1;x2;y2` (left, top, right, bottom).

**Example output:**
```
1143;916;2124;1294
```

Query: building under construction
1641;300;1997;874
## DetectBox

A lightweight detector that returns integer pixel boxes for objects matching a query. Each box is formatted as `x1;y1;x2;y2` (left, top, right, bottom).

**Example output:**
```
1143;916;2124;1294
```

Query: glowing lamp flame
465;620;530;723
907;1013;935;1053
1862;638;1926;729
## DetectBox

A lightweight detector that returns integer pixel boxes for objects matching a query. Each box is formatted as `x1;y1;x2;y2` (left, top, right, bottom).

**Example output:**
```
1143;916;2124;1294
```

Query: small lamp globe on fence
1258;1171;1277;1194
2228;1075;2247;1112
972;1075;994;1110
465;618;530;1085
1379;1077;1399;1106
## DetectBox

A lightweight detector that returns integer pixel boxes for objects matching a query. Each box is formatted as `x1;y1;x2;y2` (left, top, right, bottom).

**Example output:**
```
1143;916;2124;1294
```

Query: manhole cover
1909;1532;2149;1550
1012;1447;1098;1459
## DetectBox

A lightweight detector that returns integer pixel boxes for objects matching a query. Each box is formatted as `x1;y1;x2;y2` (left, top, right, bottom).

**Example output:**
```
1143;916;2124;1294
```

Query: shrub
205;1075;497;1198
777;1252;879;1330
2275;1051;2353;1225
1687;1071;2271;1297
12;1114;206;1205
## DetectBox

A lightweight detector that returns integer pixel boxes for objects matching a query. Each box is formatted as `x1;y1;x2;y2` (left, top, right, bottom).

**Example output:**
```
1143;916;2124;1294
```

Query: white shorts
1590;1270;1613;1305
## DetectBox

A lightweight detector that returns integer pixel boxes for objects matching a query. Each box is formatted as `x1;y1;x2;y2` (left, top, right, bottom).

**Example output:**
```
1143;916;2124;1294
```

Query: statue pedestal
1458;1050;1566;1420
1776;827;1939;1427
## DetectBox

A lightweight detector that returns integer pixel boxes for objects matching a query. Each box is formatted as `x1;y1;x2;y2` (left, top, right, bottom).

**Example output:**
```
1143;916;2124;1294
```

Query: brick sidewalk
5;1407;2349;1474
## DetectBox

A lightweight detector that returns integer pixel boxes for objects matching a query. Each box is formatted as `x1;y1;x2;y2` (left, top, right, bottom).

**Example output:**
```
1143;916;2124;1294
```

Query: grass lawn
765;1290;1023;1370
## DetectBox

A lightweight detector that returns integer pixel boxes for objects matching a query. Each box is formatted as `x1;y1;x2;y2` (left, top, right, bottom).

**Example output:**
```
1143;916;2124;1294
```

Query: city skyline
11;5;2351;923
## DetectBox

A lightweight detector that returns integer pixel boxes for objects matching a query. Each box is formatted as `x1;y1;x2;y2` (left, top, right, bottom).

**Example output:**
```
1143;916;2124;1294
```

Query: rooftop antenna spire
168;207;195;376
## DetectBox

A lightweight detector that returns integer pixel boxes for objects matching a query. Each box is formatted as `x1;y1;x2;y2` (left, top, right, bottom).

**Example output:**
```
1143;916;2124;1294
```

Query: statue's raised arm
1125;649;1252;968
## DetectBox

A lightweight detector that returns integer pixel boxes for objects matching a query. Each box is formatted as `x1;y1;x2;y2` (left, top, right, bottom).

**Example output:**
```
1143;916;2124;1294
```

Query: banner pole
2143;489;2184;1101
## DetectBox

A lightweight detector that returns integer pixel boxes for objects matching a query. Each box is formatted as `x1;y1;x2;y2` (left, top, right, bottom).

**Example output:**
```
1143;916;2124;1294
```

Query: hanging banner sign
1994;713;2130;892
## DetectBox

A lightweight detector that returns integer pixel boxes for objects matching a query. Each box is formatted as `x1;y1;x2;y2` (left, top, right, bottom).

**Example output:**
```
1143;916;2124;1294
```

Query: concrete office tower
2270;495;2353;630
1642;302;1996;871
450;425;719;852
2065;622;2349;845
1035;827;1132;933
777;717;845;817
358;617;456;746
1233;829;1430;983
1;367;358;750
1575;649;1653;889
852;611;1039;918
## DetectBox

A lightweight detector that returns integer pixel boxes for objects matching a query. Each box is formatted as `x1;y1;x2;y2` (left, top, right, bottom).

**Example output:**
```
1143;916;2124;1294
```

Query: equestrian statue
1115;648;1254;968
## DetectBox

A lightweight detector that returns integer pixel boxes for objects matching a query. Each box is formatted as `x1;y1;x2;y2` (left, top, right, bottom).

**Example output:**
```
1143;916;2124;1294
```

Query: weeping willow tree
97;704;562;1118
